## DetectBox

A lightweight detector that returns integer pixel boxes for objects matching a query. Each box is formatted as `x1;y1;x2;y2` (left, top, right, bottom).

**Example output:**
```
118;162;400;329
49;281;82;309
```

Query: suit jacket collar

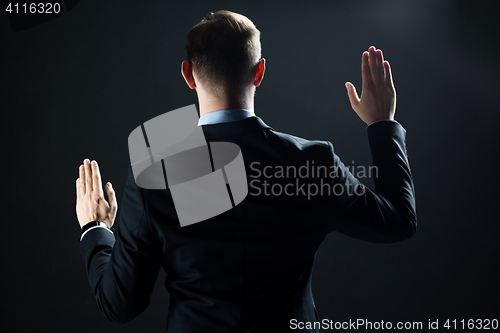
201;116;273;140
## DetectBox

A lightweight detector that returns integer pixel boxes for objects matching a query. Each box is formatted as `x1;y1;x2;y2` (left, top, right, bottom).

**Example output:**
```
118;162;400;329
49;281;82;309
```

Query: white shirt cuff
80;225;114;241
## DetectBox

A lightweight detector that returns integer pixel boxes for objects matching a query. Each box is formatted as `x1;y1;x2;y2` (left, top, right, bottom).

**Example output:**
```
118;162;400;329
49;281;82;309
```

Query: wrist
367;119;398;127
80;220;114;242
81;220;109;232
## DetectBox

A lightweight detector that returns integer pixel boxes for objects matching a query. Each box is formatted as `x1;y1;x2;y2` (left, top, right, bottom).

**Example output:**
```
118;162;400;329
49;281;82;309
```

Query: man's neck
197;89;255;117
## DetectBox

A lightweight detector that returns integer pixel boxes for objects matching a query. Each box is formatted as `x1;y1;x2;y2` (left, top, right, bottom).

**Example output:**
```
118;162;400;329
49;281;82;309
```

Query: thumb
345;82;360;109
105;182;118;211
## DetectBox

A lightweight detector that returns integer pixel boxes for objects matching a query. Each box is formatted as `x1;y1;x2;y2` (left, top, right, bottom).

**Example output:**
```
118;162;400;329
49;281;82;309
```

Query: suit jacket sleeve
79;165;161;324
329;120;417;243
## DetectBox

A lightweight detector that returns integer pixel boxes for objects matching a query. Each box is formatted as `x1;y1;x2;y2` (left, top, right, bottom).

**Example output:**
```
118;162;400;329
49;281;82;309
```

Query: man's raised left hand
76;159;117;229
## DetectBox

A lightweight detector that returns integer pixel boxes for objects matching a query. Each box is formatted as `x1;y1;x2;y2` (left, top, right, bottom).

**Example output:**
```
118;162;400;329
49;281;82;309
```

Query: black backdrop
1;0;498;332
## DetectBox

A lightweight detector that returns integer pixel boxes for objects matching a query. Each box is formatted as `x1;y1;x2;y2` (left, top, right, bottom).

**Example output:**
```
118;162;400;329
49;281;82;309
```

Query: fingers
365;46;389;87
91;160;104;197
361;51;370;90
84;159;92;196
81;158;105;197
376;49;386;84
362;46;394;94
345;82;360;108
368;46;379;84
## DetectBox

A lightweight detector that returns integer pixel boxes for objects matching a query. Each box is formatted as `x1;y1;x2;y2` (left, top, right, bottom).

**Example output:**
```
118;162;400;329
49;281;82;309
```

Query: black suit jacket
80;117;416;332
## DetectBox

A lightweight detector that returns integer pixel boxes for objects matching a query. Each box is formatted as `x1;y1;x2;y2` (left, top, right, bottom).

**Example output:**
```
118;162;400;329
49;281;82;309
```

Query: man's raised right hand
345;46;396;125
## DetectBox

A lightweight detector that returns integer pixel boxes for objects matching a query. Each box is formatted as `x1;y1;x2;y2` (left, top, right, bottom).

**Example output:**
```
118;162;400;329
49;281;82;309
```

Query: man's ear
254;58;266;87
181;61;196;89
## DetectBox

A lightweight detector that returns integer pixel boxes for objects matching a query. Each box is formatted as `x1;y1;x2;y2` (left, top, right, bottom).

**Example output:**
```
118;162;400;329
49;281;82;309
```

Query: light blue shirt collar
197;109;255;126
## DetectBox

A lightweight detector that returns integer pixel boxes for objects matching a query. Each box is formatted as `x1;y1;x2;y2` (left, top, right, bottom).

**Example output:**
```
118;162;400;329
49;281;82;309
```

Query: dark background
1;0;498;331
